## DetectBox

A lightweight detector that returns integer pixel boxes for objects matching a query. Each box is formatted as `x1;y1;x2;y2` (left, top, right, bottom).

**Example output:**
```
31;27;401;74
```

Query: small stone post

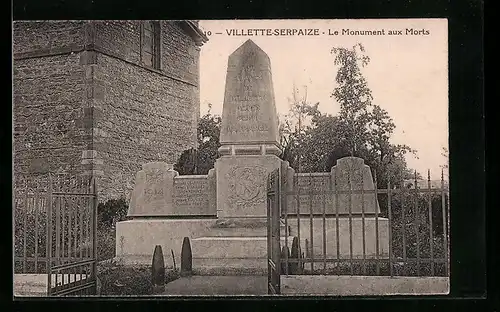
290;236;301;274
180;237;192;276
280;246;290;274
151;245;165;294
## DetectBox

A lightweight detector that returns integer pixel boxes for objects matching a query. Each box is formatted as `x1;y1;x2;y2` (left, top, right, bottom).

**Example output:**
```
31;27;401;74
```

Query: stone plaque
128;162;177;216
144;168;166;203
294;174;331;214
331;157;380;214
173;177;212;215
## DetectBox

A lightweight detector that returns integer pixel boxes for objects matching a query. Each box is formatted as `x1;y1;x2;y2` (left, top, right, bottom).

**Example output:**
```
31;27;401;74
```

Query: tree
440;146;449;179
174;104;221;175
277;44;417;187
329;43;417;187
278;84;320;170
331;43;374;157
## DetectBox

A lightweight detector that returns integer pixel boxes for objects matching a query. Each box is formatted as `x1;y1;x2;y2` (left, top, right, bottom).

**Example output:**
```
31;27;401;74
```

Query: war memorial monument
115;39;387;273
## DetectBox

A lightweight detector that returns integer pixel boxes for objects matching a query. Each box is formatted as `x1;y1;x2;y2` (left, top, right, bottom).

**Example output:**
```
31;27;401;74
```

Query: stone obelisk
215;39;283;219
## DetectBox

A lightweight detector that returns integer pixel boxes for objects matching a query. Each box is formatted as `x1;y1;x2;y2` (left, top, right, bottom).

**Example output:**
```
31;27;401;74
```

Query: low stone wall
127;157;379;217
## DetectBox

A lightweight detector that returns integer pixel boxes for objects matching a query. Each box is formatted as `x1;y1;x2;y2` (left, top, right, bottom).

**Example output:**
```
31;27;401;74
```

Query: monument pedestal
190;236;294;275
189;215;291;275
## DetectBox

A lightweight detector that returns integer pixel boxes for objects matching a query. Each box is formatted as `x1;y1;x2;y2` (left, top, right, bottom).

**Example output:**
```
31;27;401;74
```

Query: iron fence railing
279;169;449;277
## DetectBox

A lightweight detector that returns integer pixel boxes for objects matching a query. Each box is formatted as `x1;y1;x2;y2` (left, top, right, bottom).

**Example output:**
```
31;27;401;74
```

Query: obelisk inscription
219;39;280;146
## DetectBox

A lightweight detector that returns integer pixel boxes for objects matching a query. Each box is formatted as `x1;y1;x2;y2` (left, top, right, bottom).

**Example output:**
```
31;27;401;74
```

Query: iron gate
14;173;98;296
266;168;281;294
47;174;98;296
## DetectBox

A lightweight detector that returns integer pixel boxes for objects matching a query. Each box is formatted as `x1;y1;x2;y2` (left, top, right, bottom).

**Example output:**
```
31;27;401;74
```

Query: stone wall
13;21;88;176
13;21;87;55
13;21;202;202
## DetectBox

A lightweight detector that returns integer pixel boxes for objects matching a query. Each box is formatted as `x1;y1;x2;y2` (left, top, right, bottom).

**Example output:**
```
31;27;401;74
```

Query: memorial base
115;219;217;266
115;217;388;274
288;217;389;258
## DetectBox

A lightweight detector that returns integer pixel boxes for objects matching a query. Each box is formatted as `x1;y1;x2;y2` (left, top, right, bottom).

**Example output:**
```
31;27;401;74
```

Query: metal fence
13;174;98;296
274;169;449;278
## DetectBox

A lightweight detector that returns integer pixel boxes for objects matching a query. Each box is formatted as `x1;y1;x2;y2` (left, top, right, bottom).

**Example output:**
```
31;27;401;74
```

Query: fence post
374;171;380;275
46;173;53;296
414;170;420;276
401;177;408;275
34;181;39;272
281;163;289;276
387;179;393;277
91;177;98;294
427;170;434;276
23;178;28;274
334;170;340;276
171;249;177;272
441;169;448;276
305;238;309;267
308;173;314;273
295;173;301;275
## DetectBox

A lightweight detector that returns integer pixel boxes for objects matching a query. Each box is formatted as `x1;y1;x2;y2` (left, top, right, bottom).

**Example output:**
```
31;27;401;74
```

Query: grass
98;260;180;296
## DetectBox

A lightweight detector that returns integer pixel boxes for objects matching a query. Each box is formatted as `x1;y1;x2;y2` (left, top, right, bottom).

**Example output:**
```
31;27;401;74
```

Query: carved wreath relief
226;166;267;207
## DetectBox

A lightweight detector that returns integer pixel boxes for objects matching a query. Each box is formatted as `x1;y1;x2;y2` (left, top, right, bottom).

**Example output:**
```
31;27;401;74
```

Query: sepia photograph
13;19;449;297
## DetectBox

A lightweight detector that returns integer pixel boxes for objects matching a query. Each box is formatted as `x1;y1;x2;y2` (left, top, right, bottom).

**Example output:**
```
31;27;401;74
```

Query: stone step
202;224;289;237
191;236;294;259
192;258;268;276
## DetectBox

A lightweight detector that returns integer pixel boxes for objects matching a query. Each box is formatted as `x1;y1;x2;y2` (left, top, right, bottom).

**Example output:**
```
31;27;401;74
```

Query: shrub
97;227;116;261
387;191;449;262
97;198;128;229
96;197;129;261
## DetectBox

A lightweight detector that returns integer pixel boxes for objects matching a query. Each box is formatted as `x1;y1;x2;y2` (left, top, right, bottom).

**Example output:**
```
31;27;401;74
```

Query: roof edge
178;20;209;47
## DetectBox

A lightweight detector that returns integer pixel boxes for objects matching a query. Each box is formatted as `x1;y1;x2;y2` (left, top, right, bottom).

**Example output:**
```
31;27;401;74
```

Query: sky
198;19;448;179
